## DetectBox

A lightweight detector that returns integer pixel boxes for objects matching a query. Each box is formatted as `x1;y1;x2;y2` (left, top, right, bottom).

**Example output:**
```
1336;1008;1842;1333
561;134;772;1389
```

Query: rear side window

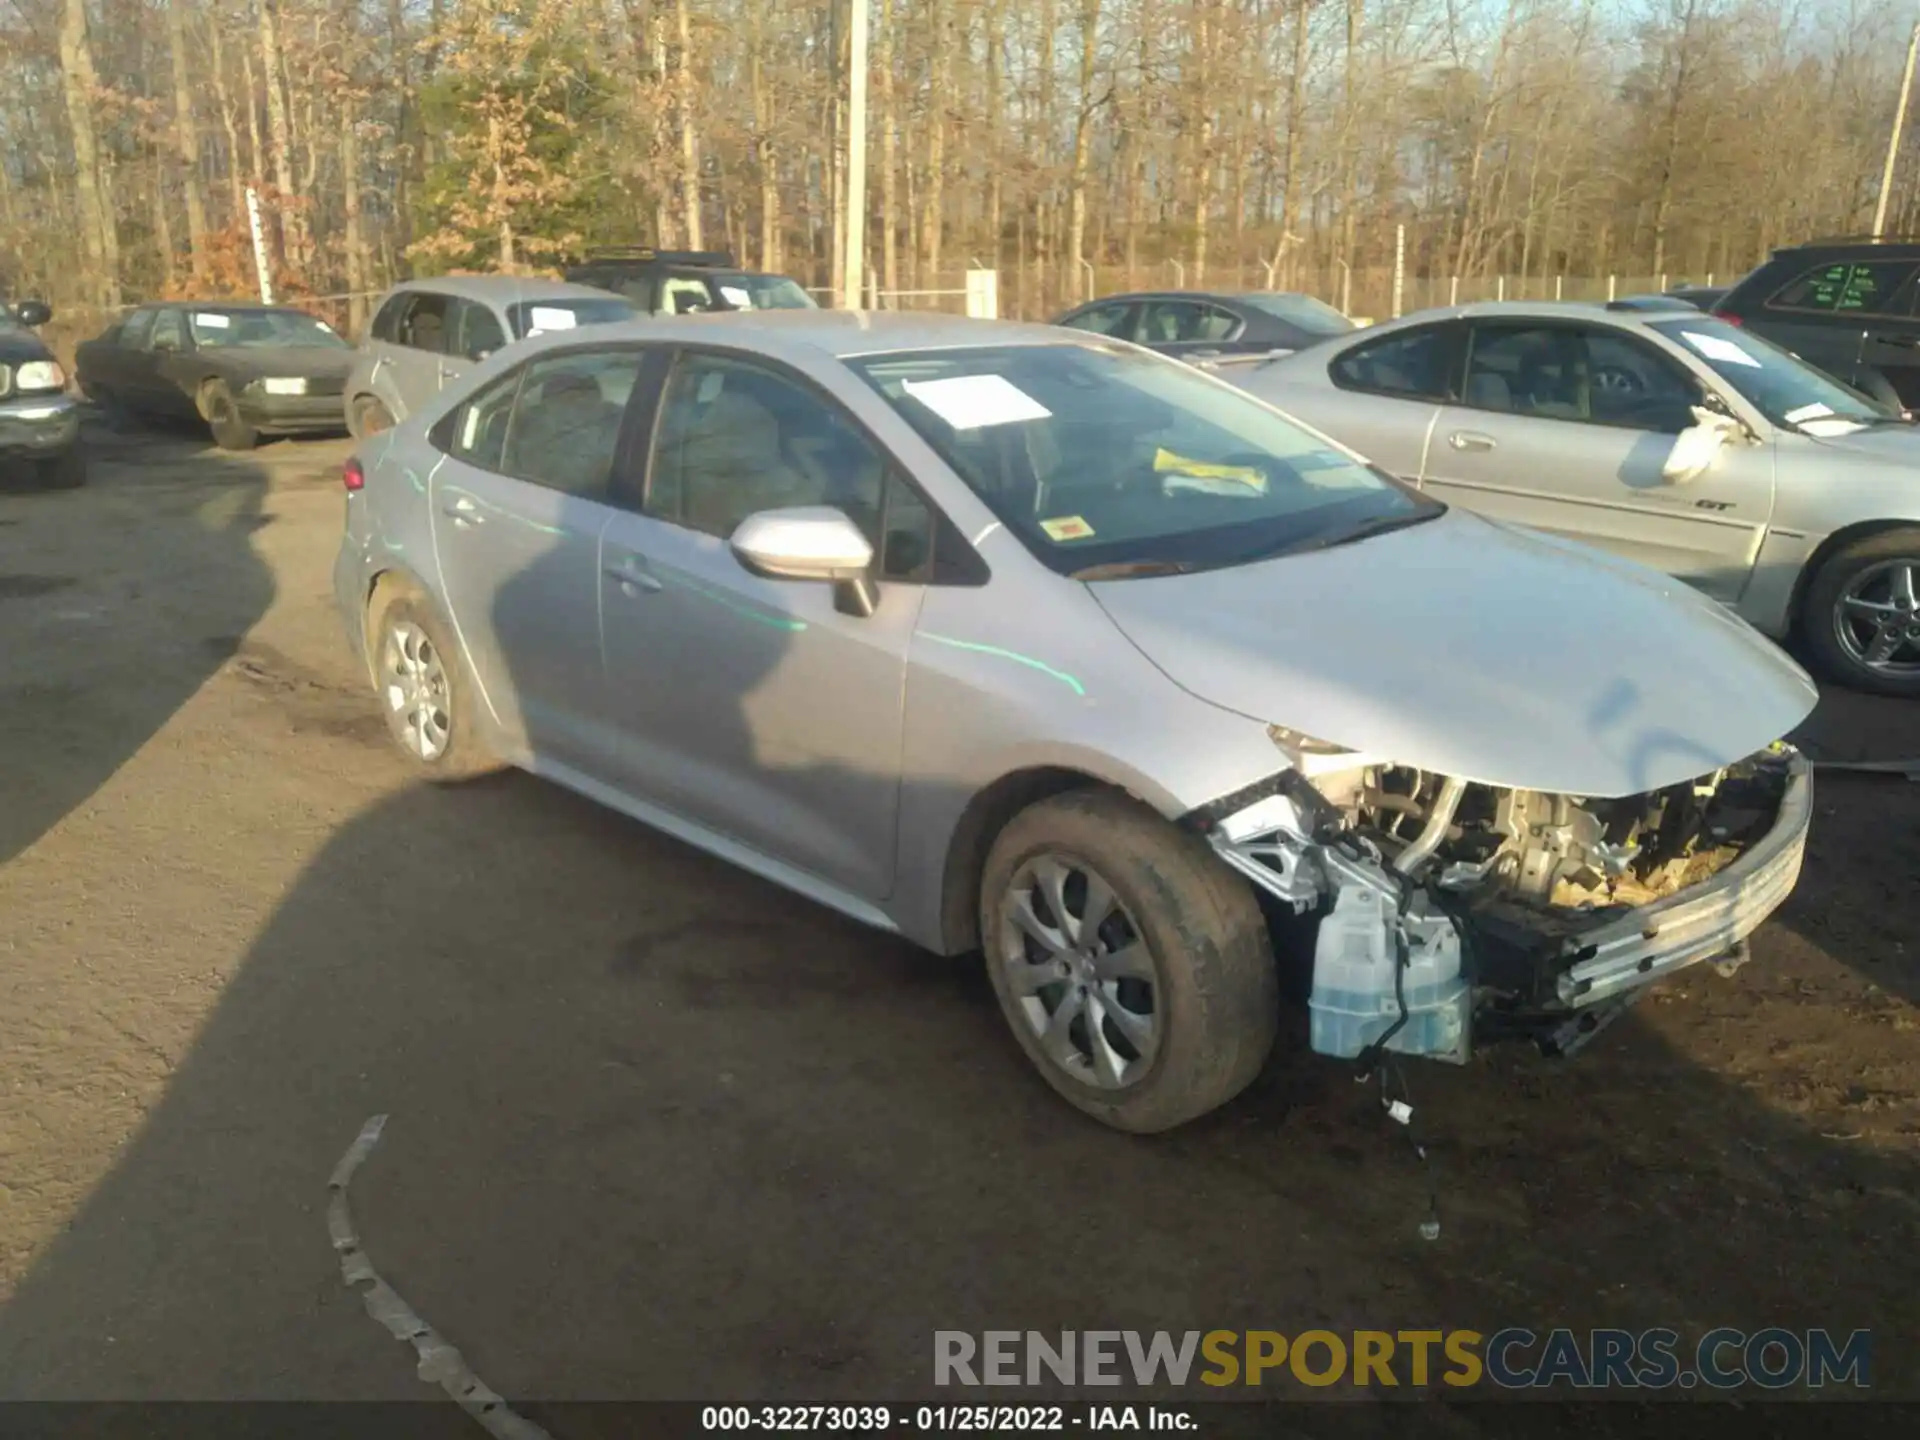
119;309;158;349
370;294;408;343
1061;302;1138;339
1768;260;1917;316
1330;326;1455;400
443;369;522;472
501;349;645;499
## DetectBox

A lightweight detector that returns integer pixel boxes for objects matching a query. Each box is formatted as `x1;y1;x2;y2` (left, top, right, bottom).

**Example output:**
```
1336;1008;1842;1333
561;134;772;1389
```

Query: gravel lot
1;422;1916;1415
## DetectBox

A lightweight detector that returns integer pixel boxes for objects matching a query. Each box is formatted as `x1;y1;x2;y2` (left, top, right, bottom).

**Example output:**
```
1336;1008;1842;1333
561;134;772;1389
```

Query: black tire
36;445;86;489
1802;527;1920;697
200;379;258;451
979;789;1279;1133
348;394;395;440
365;581;505;780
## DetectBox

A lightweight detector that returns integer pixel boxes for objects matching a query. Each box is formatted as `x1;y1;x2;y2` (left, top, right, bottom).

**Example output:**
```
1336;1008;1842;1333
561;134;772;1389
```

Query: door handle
441;494;483;526
1448;430;1498;452
603;554;663;594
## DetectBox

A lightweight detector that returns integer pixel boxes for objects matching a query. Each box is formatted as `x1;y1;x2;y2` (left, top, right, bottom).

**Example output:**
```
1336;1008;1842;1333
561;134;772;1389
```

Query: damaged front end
1188;735;1812;1066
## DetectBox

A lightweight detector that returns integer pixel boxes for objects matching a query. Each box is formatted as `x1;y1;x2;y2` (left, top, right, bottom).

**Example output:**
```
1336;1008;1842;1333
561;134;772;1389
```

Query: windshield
506;297;637;338
851;342;1441;577
713;274;817;311
1649;317;1894;432
189;310;347;348
1237;293;1355;336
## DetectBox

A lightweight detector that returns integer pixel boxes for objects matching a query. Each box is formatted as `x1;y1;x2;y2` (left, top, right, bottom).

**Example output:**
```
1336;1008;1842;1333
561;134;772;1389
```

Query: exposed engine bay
1192;742;1809;1067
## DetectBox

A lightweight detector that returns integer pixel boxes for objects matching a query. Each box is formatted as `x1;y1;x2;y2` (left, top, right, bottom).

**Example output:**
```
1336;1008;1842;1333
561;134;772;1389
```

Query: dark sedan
1050;289;1356;363
75;302;353;450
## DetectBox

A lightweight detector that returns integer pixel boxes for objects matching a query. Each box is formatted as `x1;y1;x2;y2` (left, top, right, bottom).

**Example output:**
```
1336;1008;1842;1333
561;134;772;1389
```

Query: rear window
1767;259;1917;316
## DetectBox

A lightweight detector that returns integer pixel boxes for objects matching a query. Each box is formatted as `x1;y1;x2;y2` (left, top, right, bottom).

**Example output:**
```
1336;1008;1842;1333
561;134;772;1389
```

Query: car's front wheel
979;789;1279;1133
1803;528;1920;697
366;582;504;780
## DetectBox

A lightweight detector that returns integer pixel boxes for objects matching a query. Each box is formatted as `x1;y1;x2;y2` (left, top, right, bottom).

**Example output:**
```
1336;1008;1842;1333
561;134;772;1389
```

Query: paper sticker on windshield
1292;448;1356;472
193;312;232;329
527;306;578;333
1681;330;1760;368
719;285;751;308
1154;448;1268;496
1039;515;1095;542
1785;402;1835;423
902;374;1051;430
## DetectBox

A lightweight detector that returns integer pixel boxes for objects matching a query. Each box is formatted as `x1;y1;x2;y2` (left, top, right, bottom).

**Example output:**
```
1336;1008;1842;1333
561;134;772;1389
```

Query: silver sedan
1227;300;1920;697
333;312;1815;1133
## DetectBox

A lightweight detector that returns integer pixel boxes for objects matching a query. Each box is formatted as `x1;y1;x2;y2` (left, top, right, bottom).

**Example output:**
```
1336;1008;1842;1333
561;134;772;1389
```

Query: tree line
2;0;1916;333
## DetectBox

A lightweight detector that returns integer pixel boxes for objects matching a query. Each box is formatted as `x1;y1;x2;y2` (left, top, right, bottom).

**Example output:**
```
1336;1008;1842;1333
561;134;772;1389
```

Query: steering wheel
1592;365;1645;398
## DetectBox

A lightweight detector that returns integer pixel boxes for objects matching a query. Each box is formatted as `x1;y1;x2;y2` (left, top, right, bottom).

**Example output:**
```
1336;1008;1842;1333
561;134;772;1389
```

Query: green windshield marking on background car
918;633;1086;697
674;570;809;632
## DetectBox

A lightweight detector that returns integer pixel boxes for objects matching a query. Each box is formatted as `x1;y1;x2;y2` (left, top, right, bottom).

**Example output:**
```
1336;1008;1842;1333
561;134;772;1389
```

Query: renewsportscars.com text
933;1328;1872;1390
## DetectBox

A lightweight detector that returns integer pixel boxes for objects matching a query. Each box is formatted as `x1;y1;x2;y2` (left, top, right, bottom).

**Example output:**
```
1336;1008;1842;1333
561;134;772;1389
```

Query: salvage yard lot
1;421;1917;1407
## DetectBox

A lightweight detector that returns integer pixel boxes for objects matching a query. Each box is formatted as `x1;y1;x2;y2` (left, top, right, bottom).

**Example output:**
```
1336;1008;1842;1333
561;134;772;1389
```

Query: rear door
1742;256;1918;398
1854;268;1920;408
1293;321;1459;484
427;344;650;773
142;309;199;417
1423;318;1772;602
102;307;159;405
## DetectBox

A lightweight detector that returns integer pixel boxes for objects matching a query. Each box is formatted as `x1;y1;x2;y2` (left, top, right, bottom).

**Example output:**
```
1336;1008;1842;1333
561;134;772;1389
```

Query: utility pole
1874;20;1920;238
843;0;869;309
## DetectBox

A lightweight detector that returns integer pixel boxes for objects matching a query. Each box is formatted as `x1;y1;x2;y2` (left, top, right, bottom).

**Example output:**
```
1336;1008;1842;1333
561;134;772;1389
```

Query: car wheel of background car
366;580;504;780
1803;528;1920;697
348;394;395;440
198;378;258;451
35;445;86;490
979;788;1279;1134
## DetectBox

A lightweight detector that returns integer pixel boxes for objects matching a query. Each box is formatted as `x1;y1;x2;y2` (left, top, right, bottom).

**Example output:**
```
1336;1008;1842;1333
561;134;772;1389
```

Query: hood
0;326;54;366
1087;509;1816;798
1802;422;1920;460
210;346;356;380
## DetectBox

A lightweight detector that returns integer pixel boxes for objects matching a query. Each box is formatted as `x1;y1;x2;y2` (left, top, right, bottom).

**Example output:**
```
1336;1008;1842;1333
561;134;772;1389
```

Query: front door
597;347;921;900
428;344;648;771
1423;319;1772;603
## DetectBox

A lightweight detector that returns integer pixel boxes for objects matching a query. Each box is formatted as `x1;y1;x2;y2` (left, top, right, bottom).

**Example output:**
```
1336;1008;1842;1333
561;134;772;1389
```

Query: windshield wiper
1235;507;1443;564
1069;558;1198;581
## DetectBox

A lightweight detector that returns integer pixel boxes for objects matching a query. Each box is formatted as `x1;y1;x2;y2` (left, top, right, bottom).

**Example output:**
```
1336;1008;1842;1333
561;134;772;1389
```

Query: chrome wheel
1834;558;1920;678
379;618;452;761
996;853;1160;1090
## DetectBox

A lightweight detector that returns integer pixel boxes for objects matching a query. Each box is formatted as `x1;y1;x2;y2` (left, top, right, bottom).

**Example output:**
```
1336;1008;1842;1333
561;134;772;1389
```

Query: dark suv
562;248;816;316
1712;238;1920;409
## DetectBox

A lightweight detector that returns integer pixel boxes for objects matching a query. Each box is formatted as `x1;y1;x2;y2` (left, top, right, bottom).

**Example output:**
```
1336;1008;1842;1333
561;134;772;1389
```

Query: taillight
1715;311;1742;327
343;457;365;492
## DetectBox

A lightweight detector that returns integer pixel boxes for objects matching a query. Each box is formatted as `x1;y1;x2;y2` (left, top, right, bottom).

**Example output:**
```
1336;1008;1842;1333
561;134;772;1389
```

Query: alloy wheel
1834;557;1920;679
379;618;452;761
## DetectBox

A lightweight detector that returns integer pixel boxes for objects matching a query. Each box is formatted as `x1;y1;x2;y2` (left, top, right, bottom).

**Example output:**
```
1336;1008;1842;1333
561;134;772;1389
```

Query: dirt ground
0;421;1916;1420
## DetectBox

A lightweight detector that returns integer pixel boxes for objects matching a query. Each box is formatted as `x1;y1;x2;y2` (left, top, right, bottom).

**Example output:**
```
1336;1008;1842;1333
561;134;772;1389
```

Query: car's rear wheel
348;394;395;440
1803;528;1920;697
979;789;1279;1133
199;379;258;451
366;582;505;780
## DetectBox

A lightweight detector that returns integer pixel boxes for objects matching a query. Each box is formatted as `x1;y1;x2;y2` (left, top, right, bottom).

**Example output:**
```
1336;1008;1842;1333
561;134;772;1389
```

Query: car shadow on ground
0;418;274;866
0;521;1914;1424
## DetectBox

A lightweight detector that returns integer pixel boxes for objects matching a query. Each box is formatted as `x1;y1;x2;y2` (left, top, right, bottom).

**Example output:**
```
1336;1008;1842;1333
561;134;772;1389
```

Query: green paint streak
920;632;1086;696
673;571;808;632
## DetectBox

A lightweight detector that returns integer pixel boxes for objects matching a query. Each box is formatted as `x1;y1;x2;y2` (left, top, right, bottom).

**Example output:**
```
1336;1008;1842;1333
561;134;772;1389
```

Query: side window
1192;305;1241;342
454;300;508;361
647;353;885;541
1462;325;1700;432
399;293;452;353
1061;302;1136;338
442;368;524;472
658;276;713;315
150;310;187;352
1769;261;1917;316
1138;301;1199;344
500;349;643;499
370;294;408;344
1330;326;1453;400
119;308;157;350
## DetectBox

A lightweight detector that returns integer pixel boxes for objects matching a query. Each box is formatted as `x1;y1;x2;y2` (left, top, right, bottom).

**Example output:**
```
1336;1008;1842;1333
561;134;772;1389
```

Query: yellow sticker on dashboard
1040;515;1096;541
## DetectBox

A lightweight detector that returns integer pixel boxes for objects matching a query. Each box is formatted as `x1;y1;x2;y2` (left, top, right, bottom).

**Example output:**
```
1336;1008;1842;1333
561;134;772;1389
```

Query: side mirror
730;505;879;617
1661;406;1741;484
13;299;52;327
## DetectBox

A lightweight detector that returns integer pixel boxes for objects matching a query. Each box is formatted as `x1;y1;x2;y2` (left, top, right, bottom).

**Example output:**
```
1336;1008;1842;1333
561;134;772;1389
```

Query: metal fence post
1448;275;1458;307
1555;274;1563;301
1607;275;1617;302
1496;275;1506;303
1392;225;1405;319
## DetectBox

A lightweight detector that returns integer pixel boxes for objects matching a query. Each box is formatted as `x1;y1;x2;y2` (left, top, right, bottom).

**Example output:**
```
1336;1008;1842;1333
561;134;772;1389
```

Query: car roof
508;309;1084;361
385;276;621;304
1356;300;1714;331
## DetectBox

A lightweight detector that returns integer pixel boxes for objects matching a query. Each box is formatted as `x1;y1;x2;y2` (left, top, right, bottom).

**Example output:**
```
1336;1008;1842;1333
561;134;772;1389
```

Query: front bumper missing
1200;750;1812;1059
